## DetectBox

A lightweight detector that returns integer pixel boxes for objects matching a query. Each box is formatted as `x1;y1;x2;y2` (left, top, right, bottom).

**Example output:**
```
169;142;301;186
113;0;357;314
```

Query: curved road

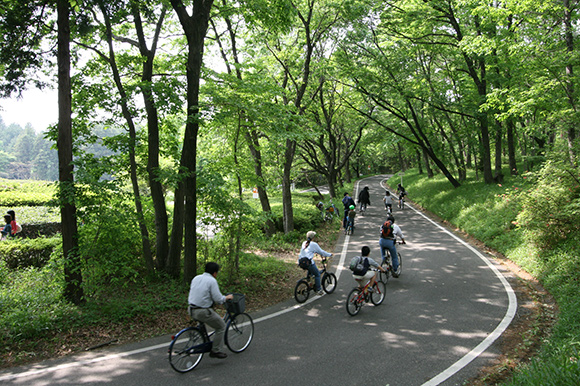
0;175;516;386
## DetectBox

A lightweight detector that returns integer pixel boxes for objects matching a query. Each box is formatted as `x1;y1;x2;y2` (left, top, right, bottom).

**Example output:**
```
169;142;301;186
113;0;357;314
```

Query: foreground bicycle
346;269;386;316
294;257;337;303
168;294;254;373
379;242;403;283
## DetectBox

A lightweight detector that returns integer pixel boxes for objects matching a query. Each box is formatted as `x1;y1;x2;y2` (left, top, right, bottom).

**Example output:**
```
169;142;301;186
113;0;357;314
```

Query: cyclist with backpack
341;192;356;228
347;205;356;230
379;215;406;278
350;246;386;292
297;231;333;295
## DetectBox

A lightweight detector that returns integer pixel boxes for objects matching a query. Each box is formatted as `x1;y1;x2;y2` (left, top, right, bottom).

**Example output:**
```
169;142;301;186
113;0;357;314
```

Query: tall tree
169;0;214;283
58;0;83;304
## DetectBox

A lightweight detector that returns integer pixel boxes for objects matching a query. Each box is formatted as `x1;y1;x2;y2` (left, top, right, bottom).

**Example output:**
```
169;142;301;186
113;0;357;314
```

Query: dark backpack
298;257;311;269
349;256;370;276
381;220;394;239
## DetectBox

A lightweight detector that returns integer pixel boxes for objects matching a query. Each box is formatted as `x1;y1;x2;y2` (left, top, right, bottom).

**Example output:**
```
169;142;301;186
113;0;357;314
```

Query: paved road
0;175;516;386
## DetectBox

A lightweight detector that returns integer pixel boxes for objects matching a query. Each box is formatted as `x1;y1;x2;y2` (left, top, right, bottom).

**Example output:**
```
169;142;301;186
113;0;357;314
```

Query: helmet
306;231;317;239
388;215;395;223
349;205;355;210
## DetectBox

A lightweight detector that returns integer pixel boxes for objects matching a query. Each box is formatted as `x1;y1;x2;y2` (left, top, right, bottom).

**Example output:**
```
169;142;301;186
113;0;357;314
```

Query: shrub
0;237;62;269
516;161;580;249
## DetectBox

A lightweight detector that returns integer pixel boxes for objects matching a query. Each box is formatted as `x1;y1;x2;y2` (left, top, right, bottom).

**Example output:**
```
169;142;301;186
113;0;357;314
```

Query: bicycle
317;201;339;222
346;269;387;316
359;203;367;216
168;294;254;373
398;193;406;209
379;242;403;283
294;257;337;303
345;219;354;235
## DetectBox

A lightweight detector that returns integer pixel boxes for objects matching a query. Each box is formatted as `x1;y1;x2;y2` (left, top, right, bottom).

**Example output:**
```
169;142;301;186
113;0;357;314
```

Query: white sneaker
316;290;324;296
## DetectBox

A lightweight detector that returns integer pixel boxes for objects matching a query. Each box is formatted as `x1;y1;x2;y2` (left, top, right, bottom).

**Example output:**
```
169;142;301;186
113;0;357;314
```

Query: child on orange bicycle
349;246;386;292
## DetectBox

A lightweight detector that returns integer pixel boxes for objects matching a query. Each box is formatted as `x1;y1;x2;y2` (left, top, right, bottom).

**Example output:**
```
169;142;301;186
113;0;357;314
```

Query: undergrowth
390;164;580;384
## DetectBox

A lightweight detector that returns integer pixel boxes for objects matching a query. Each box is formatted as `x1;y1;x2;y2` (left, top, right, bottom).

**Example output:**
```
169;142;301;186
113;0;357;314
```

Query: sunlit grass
390;168;580;384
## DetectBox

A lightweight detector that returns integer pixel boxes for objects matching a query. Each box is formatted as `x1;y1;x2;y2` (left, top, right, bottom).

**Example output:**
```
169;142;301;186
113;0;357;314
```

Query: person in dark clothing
358;186;371;212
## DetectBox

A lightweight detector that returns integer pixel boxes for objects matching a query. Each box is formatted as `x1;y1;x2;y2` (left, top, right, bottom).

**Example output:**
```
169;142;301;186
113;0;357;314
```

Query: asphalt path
0;175;516;386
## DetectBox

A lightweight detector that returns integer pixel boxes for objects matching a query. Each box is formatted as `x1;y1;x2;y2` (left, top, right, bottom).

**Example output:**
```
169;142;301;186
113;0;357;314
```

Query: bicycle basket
226;293;245;315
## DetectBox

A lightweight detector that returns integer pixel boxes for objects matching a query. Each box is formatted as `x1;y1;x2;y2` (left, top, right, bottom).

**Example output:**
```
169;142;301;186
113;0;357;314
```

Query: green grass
390;168;580;384
0;185;346;367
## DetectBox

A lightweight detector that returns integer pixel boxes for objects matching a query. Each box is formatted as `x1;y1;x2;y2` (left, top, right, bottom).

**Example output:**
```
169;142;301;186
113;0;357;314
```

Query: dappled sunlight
306;307;321;318
378;331;419;349
8;356;150;385
439;329;489;339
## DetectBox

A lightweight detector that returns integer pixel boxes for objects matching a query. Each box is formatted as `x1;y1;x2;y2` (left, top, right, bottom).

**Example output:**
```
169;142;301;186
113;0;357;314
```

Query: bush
0;237;62;269
516;161;580;249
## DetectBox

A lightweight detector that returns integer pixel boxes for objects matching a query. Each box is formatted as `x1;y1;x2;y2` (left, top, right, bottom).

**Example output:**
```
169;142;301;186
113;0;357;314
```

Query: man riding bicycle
188;262;234;359
379;215;406;278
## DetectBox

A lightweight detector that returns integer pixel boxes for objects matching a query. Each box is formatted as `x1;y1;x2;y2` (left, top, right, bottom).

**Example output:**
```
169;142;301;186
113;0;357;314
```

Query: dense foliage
391;165;580;384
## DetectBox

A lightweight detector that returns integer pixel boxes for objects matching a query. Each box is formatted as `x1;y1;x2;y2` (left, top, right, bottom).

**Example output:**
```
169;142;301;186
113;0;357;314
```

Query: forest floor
2;225;555;386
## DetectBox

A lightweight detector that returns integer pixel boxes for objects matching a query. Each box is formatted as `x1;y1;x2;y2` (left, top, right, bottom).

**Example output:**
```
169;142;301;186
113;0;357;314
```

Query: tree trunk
170;0;215;284
282;138;296;234
494;122;504;183
422;148;434;178
507;119;518;175
245;130;275;236
132;5;170;270
57;0;83;305
101;5;154;273
564;0;577;167
416;149;423;174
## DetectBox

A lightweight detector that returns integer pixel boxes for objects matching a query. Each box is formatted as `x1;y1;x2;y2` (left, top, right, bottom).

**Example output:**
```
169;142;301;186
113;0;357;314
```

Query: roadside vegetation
0;180;343;368
390;161;580;384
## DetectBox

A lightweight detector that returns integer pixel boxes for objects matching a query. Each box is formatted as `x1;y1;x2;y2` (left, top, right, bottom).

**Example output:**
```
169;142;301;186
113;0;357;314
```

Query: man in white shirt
188;262;234;359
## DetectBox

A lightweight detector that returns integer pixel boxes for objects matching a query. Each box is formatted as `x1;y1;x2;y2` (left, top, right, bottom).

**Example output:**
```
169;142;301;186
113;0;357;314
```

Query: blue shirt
188;272;226;308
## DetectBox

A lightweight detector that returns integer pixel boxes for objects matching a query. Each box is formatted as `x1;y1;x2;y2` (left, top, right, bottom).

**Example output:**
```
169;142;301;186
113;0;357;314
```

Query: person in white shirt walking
188;262;234;359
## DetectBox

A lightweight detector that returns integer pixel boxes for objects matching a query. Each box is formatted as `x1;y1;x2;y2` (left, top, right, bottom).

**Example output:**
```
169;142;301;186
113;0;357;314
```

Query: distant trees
0;119;58;180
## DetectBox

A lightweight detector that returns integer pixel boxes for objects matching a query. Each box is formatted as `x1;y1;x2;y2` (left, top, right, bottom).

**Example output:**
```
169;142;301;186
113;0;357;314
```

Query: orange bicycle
345;270;386;316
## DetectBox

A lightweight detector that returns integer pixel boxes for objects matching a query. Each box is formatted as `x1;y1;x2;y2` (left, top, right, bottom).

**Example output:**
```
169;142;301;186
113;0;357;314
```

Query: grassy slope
388;169;580;385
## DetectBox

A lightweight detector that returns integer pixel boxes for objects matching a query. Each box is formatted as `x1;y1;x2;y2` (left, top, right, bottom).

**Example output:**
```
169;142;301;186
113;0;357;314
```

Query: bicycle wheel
225;313;254;353
322;272;337;294
371;280;386;305
346;288;363;316
396;252;402;276
168;327;206;373
379;254;390;283
294;279;310;303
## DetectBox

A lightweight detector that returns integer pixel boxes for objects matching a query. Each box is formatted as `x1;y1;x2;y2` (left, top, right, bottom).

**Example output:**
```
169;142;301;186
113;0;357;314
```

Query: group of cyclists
299;182;408;295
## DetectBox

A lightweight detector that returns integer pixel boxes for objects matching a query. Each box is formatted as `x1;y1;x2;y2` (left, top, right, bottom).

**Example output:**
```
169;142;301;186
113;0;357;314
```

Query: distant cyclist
396;183;407;207
347;205;356;230
382;190;394;212
358;186;371;212
379;215;406;278
342;192;356;229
